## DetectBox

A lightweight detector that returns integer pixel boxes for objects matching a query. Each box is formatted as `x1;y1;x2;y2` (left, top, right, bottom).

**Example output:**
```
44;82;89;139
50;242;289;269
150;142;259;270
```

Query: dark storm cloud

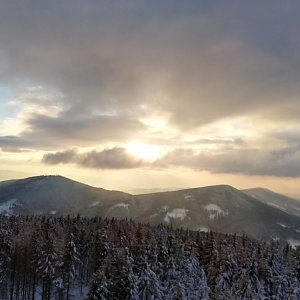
42;147;144;169
1;0;300;130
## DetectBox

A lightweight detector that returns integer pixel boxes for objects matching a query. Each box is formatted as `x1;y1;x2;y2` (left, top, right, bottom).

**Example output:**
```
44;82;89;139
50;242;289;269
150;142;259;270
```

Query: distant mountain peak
204;184;238;191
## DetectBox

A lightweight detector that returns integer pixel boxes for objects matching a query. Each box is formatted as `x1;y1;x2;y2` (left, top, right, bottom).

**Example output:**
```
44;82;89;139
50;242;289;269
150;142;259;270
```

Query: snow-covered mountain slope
243;187;300;218
0;175;132;217
0;176;299;243
131;185;300;242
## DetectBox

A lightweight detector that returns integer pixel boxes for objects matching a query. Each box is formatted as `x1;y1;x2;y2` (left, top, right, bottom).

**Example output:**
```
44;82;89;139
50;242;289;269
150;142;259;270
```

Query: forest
0;215;299;299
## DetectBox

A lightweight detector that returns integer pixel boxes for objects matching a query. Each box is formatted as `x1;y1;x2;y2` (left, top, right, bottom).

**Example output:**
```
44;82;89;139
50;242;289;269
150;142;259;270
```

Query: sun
126;142;162;161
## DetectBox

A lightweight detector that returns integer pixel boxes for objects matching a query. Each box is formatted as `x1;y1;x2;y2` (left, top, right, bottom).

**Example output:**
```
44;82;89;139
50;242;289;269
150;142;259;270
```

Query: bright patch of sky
0;87;15;118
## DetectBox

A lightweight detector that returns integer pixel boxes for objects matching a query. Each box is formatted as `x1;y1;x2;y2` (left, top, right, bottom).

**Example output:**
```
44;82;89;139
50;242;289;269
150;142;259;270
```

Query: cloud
1;0;300;180
156;146;300;178
42;147;145;169
0;85;146;149
42;149;77;165
43;143;300;177
25;113;146;147
1;0;300;130
0;114;145;150
0;136;32;152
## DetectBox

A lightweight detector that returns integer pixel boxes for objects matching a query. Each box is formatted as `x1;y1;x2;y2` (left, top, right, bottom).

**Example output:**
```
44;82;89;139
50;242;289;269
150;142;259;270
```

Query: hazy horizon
2;173;300;201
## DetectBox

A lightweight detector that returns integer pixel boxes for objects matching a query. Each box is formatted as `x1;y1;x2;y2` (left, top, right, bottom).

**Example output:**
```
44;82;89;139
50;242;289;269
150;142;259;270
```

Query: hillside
243;187;300;218
132;185;300;243
0;175;132;217
0;176;300;244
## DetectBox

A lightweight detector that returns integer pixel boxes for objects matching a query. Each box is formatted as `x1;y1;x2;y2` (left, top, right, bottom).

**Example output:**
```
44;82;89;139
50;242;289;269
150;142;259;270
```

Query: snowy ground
164;208;189;223
267;202;287;211
184;194;195;201
277;222;289;228
112;203;130;210
197;226;210;232
204;203;228;220
287;239;300;249
161;205;169;212
34;286;89;299
88;201;101;207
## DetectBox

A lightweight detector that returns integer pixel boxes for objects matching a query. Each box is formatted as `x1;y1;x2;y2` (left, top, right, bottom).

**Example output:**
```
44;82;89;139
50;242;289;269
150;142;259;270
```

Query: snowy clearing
161;205;169;212
184;194;195;201
34;286;89;300
112;203;130;210
277;222;289;228
288;239;300;249
204;204;228;220
197;226;210;232
164;208;189;223
88;201;101;207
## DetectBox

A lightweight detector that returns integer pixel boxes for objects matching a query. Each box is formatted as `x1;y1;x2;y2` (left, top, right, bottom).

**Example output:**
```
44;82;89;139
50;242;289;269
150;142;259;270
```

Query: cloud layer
42;147;143;169
43;142;300;178
1;1;300;179
1;1;300;127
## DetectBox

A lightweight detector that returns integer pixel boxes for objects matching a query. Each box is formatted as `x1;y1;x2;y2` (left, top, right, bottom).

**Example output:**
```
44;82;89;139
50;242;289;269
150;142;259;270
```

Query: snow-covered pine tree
63;232;80;299
137;261;164;300
87;267;109;300
178;255;209;299
37;224;59;300
0;223;11;299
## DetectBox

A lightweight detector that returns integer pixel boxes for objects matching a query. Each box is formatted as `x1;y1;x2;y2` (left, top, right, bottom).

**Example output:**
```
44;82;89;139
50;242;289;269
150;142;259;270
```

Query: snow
161;205;169;212
198;226;209;232
164;208;189;223
112;203;130;210
34;286;89;299
267;202;287;211
88;201;101;207
288;239;300;249
0;198;18;216
204;203;228;220
277;222;289;228
184;194;195;201
50;210;57;215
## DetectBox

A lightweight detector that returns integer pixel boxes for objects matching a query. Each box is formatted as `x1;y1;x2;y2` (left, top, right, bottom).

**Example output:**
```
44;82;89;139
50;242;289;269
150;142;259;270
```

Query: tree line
0;215;299;299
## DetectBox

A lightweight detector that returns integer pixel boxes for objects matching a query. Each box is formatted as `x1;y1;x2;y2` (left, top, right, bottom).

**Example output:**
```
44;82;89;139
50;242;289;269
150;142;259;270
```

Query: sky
1;0;300;195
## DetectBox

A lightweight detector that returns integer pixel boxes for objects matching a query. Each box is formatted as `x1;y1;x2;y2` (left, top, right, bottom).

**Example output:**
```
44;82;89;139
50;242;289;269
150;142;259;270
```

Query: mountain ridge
0;175;299;245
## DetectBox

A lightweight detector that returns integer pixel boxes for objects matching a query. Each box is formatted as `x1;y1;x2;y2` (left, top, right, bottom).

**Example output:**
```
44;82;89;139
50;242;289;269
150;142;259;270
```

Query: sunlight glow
126;143;162;160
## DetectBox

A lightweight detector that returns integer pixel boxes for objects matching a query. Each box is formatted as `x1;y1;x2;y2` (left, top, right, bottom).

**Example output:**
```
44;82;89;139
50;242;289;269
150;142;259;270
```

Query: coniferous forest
0;215;299;299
